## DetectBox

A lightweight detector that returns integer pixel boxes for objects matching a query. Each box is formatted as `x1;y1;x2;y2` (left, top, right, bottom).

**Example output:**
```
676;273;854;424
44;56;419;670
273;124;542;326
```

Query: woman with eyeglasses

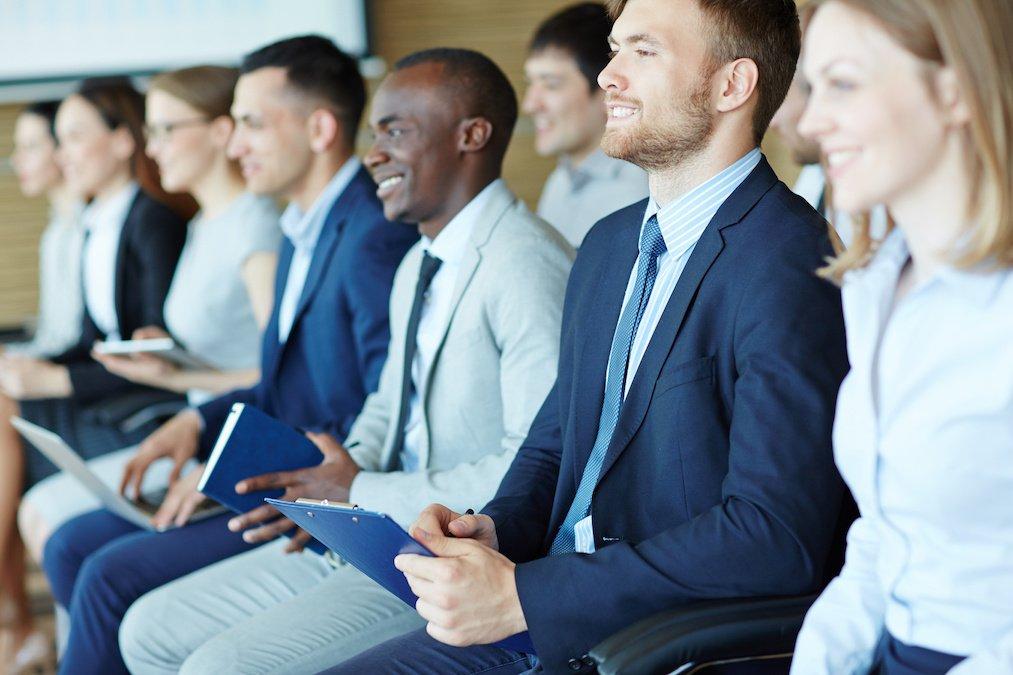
19;66;280;600
790;0;1013;673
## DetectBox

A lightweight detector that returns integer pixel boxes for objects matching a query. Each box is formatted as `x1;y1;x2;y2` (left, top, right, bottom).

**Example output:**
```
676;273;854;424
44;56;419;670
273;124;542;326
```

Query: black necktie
386;251;443;471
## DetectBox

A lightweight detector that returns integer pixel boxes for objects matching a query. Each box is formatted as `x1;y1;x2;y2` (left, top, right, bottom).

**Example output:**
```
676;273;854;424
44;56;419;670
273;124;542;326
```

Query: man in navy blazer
327;1;848;674
39;36;416;674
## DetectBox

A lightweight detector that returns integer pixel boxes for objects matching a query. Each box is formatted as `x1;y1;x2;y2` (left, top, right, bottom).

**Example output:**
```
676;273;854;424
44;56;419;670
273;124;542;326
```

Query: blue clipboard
266;498;535;654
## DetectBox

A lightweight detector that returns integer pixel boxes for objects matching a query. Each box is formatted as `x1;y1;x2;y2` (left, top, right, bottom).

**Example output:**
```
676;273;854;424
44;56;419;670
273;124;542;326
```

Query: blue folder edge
265;498;535;655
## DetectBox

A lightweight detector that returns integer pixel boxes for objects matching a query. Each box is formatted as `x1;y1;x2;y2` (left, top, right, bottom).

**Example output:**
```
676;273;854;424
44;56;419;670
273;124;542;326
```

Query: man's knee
179;636;242;675
121;591;185;675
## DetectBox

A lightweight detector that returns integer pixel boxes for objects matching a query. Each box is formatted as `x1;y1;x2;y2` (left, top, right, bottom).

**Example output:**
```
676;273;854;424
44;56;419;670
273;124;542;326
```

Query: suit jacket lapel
285;171;367;340
595;159;780;482
418;189;514;404
262;241;295;381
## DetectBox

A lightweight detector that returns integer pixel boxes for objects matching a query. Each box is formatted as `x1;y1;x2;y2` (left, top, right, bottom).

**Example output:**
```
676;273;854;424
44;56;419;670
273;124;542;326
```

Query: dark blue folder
267;497;536;655
198;404;328;554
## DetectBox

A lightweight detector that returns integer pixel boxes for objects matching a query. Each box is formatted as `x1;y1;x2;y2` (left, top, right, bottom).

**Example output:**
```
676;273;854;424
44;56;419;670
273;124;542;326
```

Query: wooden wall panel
0;104;48;329
0;0;802;329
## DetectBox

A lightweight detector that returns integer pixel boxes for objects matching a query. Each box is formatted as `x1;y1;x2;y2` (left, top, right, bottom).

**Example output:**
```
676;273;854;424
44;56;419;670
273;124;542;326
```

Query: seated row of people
1;0;1010;673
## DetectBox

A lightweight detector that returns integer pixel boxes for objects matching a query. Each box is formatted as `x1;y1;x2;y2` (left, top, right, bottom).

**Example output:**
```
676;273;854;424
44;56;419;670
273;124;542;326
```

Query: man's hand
396;530;526;647
0;356;71;399
410;503;499;550
150;465;207;530
120;409;202;500
227;432;361;552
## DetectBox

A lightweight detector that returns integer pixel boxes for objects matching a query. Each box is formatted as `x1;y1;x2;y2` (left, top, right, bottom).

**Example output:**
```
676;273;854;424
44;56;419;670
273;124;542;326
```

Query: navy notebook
267;497;536;655
198;404;328;555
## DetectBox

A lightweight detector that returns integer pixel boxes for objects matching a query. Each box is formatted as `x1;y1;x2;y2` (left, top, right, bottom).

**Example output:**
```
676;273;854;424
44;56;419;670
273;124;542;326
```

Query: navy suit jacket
52;190;187;404
197;167;418;456
482;159;849;673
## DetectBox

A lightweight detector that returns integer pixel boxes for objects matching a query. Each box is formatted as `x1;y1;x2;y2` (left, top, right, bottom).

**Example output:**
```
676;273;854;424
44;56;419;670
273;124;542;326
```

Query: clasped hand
395;504;527;647
226;432;361;553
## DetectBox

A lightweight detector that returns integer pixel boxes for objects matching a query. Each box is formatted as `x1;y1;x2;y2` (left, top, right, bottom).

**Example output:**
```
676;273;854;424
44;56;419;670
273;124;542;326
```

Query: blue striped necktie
550;215;667;554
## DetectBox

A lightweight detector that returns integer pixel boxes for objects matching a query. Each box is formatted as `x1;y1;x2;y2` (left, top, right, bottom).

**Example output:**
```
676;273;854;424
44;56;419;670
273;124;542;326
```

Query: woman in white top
4;101;85;359
791;1;1013;674
93;65;281;400
20;67;281;575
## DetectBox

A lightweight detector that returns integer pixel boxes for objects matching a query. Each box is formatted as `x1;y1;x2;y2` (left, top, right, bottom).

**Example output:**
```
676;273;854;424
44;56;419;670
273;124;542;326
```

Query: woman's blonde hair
147;65;239;121
815;0;1013;282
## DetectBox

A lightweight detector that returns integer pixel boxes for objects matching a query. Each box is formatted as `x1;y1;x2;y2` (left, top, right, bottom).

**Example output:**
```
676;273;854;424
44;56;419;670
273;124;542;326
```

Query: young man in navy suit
328;1;849;673
39;36;418;674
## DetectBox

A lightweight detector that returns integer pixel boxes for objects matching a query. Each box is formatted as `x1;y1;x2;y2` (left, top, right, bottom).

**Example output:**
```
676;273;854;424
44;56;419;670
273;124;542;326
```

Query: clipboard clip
294;498;359;509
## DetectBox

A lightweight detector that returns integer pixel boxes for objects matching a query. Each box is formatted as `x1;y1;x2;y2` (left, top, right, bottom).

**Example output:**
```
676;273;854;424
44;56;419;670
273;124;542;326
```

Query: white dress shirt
572;148;762;553
537;148;648;248
792;229;1013;674
276;158;360;344
81;182;139;340
398;179;509;472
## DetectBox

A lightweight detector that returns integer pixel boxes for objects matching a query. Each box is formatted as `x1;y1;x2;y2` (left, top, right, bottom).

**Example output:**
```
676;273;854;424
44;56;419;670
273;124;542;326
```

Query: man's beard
602;77;715;171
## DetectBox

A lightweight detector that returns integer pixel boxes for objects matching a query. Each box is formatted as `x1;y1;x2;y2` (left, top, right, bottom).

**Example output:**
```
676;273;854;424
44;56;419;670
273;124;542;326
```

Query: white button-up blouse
792;229;1013;674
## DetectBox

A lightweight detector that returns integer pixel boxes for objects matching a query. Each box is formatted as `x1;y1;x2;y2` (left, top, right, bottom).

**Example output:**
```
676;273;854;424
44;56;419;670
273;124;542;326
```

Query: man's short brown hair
608;0;800;143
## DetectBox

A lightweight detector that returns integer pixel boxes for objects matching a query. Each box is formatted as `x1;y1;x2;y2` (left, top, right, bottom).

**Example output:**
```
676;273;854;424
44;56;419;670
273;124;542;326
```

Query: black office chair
590;496;858;675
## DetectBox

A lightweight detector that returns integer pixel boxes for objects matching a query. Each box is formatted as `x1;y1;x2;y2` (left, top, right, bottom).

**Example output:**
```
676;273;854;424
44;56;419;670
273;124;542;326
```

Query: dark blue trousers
42;508;258;675
321;627;538;674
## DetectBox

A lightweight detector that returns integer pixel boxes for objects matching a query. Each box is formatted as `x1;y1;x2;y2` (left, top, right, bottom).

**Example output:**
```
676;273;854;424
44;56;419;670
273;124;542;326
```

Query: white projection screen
0;0;369;84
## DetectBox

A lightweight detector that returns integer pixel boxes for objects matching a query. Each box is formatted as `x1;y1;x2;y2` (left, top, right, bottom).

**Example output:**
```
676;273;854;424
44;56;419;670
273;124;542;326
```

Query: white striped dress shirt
573;147;762;553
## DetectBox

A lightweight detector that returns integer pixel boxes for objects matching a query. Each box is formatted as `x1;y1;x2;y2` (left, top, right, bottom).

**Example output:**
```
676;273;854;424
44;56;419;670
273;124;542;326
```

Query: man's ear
935;66;971;127
715;57;760;114
308;108;343;154
457;116;494;154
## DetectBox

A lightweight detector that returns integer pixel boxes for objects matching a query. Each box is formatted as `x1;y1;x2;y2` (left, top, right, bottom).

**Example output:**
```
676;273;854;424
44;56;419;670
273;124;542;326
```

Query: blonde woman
792;0;1012;673
19;67;281;567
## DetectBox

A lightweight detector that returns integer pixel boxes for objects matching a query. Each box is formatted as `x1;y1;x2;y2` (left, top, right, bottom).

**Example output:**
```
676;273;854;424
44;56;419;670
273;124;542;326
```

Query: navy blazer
52;190;187;404
482;159;849;673
197;167;418;456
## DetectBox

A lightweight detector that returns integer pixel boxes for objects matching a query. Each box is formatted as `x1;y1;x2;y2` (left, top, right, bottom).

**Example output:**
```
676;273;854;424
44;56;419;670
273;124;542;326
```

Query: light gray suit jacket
346;184;574;525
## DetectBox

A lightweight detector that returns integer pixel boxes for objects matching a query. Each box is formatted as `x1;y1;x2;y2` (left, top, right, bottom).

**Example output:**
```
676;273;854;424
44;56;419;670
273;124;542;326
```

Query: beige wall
0;0;802;328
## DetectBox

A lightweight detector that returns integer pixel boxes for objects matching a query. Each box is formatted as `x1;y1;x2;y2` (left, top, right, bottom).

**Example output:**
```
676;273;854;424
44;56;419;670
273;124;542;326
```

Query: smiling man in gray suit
118;48;574;675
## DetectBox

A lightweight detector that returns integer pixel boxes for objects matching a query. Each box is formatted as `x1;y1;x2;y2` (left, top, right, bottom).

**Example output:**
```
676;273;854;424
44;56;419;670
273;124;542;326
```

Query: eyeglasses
144;118;210;141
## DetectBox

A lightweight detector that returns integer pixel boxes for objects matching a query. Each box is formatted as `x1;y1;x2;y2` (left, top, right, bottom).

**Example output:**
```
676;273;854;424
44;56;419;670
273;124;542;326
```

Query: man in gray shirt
524;2;648;248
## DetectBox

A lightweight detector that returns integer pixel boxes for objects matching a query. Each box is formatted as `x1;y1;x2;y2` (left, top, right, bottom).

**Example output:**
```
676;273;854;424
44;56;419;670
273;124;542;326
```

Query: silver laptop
12;416;223;531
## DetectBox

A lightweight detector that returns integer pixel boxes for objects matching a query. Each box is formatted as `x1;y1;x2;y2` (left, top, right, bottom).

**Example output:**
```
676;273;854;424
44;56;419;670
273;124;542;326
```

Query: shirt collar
424;178;507;266
279;157;361;251
640;148;761;258
82;181;139;233
859;227;1006;307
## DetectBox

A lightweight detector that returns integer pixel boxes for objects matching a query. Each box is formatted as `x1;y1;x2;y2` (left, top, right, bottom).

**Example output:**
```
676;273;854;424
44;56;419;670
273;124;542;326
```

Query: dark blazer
197;166;418;455
482;158;849;673
52;190;187;404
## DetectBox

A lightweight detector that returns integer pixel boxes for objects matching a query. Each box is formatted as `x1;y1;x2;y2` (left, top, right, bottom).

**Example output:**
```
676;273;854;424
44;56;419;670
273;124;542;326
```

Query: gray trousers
119;538;425;674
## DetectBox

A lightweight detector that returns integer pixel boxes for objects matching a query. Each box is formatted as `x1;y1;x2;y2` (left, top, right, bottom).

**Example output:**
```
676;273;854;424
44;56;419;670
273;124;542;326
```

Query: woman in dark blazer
0;77;191;670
